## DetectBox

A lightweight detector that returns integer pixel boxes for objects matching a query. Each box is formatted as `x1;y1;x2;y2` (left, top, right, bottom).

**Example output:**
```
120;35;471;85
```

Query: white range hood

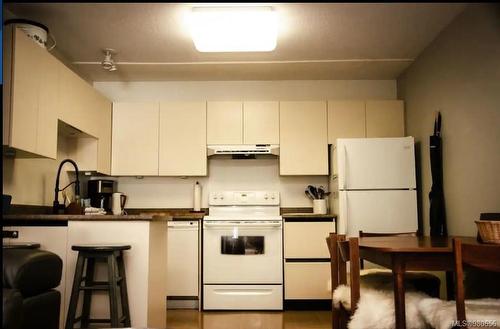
207;144;279;157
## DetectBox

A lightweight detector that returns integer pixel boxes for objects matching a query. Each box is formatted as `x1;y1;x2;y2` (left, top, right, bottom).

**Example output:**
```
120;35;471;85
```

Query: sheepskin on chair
418;298;500;329
333;285;430;329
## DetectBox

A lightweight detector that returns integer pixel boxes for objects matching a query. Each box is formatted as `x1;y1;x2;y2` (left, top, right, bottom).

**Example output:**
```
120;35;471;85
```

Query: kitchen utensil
307;185;318;199
317;186;326;199
305;190;315;200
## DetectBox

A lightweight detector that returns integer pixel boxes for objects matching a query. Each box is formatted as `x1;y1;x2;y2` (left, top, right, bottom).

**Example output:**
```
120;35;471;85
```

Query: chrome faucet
53;159;80;214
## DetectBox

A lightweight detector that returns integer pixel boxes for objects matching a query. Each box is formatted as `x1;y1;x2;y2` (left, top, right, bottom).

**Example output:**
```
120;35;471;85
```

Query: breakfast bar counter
2;214;166;221
3;215;169;329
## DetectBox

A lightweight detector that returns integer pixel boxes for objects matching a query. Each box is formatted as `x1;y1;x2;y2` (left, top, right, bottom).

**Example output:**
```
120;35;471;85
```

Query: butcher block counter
2;214;169;329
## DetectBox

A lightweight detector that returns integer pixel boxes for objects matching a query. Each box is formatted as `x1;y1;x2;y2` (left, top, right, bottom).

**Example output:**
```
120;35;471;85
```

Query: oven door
203;220;283;284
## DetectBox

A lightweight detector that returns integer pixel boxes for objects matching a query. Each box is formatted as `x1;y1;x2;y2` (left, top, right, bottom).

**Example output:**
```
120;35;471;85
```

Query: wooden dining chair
453;238;500;324
326;233;362;329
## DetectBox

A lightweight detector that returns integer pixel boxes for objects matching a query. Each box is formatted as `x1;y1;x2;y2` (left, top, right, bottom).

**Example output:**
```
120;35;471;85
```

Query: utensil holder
313;199;327;214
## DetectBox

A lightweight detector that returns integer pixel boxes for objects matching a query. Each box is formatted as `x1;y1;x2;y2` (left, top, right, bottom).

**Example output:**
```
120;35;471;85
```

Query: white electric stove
203;191;283;310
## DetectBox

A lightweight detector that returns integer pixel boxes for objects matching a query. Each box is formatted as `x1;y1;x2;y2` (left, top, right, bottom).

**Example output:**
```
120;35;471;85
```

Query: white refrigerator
333;137;418;237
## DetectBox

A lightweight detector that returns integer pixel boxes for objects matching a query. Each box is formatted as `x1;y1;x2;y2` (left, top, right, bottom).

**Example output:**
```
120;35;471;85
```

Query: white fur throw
418;298;500;329
332;284;430;329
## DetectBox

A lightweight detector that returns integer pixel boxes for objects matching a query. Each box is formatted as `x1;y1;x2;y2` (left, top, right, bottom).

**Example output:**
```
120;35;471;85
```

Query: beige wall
398;4;500;236
3;134;75;206
94;80;397;102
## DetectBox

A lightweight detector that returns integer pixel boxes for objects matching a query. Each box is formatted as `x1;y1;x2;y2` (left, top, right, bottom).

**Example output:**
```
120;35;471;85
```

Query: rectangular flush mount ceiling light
190;6;277;52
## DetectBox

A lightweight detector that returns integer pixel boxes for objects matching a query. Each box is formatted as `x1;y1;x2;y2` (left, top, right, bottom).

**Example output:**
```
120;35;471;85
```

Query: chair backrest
359;230;417;237
337;237;361;312
453;238;500;322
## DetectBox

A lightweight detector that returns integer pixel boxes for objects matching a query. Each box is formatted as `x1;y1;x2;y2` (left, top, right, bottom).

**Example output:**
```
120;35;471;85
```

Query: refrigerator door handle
342;145;347;190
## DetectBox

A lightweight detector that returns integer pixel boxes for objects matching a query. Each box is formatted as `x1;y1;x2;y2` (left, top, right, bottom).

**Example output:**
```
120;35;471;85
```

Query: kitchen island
3;214;169;329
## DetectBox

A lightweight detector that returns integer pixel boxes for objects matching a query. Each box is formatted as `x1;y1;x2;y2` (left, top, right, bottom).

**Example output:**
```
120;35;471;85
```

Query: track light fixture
101;48;117;72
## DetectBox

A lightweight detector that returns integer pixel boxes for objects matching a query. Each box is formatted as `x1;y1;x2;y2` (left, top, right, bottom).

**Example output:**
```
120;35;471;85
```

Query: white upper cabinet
327;100;366;144
112;102;159;176
243;101;279;145
159;101;207;176
279;101;328;175
3;26;59;158
365;100;405;137
207;101;243;144
36;51;59;159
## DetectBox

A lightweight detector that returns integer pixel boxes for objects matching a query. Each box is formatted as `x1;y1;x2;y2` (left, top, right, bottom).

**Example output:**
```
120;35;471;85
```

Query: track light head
101;48;117;72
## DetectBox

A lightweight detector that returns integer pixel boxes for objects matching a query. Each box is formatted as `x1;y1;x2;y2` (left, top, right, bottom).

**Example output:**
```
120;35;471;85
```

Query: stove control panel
209;191;280;206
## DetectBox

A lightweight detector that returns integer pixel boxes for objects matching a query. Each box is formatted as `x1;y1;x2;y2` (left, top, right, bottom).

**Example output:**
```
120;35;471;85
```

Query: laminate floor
167;310;331;329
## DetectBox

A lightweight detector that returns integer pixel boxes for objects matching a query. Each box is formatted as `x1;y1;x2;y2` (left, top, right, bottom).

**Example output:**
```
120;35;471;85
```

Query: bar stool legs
65;246;131;329
117;253;131;327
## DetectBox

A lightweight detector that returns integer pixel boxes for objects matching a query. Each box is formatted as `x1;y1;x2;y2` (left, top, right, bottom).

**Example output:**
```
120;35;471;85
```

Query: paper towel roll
193;181;201;211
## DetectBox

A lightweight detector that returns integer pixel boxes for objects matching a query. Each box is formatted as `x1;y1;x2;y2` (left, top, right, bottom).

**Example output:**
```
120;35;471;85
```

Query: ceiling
4;3;466;81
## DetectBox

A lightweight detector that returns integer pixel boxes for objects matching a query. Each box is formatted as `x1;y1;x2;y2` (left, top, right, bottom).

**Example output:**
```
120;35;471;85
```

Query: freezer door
337;137;416;190
338;190;418;236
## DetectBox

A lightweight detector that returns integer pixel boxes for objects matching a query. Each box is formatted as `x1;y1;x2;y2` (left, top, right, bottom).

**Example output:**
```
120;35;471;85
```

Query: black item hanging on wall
429;112;447;236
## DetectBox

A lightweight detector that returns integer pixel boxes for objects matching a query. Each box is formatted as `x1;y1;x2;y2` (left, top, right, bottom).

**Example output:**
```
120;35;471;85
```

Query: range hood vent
207;144;279;157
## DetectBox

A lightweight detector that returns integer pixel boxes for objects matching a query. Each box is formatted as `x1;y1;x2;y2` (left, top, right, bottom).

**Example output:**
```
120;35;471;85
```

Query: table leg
392;257;406;329
446;271;455;300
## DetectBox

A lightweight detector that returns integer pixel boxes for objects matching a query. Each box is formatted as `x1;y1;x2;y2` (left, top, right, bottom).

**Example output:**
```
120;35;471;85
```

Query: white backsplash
104;157;328;209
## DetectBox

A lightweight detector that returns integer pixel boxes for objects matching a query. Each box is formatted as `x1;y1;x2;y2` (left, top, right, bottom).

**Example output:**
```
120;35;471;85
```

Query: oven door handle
204;222;282;229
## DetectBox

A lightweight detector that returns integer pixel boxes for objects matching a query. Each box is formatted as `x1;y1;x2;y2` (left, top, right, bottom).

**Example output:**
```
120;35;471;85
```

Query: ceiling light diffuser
190;6;277;52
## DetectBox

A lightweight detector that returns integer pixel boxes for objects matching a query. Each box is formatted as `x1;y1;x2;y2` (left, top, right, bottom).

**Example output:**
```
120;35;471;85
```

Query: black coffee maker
87;180;116;212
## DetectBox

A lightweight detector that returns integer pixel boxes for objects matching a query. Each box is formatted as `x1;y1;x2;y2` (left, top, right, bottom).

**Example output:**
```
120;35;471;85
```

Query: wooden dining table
358;235;480;329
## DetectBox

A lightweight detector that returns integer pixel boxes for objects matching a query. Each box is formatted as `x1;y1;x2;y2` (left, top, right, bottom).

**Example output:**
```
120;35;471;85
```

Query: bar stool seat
65;244;131;329
71;244;131;252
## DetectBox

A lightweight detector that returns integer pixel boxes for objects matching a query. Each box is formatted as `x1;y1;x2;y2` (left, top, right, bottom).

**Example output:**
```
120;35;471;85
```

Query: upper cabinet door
327;100;366;144
159;102;207;176
279;101;328;175
207;101;243;144
95;93;112;175
9;28;43;154
243;101;279;145
365;100;405;137
112;102;159;176
36;52;59;159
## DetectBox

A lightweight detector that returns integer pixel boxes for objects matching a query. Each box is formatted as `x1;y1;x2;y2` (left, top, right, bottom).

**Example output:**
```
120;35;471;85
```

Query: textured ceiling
4;3;466;81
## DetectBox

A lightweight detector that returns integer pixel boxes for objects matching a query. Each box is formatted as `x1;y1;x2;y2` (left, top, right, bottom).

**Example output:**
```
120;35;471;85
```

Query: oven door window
221;236;264;255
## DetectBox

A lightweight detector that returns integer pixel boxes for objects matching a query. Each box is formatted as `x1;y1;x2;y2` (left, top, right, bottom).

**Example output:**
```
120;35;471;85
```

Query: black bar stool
65;245;131;329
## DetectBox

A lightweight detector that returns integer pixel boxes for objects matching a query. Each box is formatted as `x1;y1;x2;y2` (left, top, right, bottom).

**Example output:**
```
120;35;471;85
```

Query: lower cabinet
284;262;331;299
283;216;336;309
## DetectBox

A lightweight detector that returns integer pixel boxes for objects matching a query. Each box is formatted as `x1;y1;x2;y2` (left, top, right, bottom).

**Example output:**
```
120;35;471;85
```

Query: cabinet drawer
285;262;331;299
284;221;334;259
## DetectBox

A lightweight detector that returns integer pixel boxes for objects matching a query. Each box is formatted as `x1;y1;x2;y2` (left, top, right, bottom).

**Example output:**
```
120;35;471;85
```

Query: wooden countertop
2;214;171;222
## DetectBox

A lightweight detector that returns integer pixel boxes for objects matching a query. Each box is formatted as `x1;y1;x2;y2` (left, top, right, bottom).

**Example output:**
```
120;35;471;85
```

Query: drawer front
284;222;334;258
203;284;283;310
285;262;331;299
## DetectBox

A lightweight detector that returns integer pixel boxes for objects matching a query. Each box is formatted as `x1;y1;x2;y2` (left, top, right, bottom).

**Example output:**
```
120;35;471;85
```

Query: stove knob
219;195;224;200
264;194;269;200
271;194;275;200
213;195;218;200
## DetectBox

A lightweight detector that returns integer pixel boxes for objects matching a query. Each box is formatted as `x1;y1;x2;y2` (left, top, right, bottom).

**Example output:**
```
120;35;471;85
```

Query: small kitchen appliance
111;192;127;215
203;191;283;310
87;180;116;213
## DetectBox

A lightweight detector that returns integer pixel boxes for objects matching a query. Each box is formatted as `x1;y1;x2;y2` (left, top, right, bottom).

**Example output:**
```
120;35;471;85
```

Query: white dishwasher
167;220;199;309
